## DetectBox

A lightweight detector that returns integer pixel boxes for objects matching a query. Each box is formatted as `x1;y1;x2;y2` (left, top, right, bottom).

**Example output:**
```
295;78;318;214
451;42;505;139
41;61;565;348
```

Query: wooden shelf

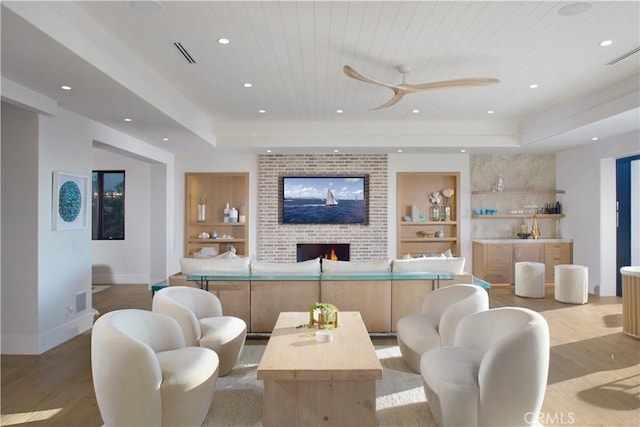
185;172;249;257
471;190;565;195
400;221;457;226
189;238;246;243
400;237;458;242
396;172;460;257
189;222;246;227
472;214;565;219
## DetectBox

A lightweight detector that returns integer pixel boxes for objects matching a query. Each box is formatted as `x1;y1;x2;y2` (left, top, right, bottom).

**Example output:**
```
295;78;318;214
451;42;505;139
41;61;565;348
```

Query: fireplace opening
296;243;350;262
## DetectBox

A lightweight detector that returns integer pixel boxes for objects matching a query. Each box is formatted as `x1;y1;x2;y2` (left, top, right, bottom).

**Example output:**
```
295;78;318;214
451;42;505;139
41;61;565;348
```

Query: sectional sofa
168;255;485;333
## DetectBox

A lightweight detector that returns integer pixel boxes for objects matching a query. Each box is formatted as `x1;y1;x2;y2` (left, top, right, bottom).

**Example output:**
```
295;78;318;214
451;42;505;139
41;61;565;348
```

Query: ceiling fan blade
372;90;406;110
406;78;499;91
343;65;401;90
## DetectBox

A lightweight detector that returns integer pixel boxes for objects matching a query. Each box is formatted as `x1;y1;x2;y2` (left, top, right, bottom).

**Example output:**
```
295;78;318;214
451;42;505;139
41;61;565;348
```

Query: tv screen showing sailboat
281;176;368;224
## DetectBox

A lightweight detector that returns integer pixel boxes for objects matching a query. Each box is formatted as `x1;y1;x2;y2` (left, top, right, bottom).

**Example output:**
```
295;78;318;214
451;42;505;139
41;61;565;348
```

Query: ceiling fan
343;65;499;110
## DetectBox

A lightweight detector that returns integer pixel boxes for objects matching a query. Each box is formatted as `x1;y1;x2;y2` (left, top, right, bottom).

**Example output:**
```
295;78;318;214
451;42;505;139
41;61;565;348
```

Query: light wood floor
1;284;639;426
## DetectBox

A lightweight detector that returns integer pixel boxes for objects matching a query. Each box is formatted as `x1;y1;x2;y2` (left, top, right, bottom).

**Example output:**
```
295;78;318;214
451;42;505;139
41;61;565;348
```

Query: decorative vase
531;215;541;239
197;203;206;222
429;206;441;222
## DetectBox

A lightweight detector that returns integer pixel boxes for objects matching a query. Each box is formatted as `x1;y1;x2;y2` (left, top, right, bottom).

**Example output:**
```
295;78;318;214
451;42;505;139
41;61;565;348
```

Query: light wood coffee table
257;311;383;426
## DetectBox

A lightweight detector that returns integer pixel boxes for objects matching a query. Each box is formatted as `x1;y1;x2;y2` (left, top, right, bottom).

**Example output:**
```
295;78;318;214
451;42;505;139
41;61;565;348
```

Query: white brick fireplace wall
258;154;388;262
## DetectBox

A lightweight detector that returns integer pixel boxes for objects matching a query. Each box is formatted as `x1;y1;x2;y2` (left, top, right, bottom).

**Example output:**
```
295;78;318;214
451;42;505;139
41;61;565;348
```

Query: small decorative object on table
309;302;339;329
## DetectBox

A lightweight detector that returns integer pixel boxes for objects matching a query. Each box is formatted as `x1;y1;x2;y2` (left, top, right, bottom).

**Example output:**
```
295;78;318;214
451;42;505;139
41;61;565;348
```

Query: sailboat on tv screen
325;189;338;206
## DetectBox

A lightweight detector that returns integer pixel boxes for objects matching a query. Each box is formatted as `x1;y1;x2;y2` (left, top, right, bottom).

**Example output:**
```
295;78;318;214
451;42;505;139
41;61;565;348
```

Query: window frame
92;170;125;240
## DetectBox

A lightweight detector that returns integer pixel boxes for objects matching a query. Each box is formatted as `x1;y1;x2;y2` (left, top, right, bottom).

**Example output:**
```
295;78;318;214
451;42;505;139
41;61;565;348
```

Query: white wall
1;80;175;353
557;131;640;296
1;102;41;353
36;109;95;352
92;147;151;284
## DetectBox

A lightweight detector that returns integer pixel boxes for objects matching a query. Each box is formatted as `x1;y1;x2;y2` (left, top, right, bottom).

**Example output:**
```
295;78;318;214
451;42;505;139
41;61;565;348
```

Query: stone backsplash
470;153;561;239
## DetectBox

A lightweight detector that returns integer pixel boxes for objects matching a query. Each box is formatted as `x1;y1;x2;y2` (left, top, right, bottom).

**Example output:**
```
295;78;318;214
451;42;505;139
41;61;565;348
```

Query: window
92;171;125;240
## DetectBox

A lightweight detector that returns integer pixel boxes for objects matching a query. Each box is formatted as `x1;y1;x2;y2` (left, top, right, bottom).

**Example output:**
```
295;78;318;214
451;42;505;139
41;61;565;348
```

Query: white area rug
203;344;436;427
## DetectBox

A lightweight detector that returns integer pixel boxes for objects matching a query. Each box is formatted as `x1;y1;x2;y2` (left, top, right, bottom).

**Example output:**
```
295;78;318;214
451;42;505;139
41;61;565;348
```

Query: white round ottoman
515;262;545;298
554;264;588;304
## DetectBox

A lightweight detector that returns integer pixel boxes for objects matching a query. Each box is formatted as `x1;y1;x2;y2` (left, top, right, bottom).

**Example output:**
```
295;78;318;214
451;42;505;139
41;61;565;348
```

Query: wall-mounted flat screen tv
280;175;369;224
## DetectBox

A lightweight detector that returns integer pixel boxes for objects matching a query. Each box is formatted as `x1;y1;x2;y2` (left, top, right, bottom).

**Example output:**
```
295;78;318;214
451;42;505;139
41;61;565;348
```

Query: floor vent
173;42;197;64
607;46;640;65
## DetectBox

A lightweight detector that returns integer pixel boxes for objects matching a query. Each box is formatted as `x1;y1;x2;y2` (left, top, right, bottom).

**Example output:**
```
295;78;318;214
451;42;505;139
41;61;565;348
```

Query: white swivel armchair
91;309;219;426
421;307;550;427
396;284;489;373
152;286;247;376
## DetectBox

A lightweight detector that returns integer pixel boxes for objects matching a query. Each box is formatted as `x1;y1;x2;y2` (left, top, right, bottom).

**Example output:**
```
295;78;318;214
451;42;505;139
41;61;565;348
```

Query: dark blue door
616;155;640;296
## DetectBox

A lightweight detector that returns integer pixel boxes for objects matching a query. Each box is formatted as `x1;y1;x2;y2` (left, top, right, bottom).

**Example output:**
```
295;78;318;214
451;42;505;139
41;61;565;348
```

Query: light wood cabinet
397;172;460;257
514;243;544;263
544;242;573;282
473;240;572;284
184;172;249;257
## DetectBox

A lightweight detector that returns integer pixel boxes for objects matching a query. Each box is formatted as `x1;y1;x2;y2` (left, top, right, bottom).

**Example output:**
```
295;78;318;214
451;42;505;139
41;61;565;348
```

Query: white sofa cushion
179;257;250;275
392;257;465;274
321;259;391;273
250;258;321;274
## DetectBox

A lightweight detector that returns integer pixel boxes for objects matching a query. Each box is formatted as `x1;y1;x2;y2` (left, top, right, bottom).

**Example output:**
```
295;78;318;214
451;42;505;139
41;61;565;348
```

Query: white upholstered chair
396;284;489;373
152;286;247;376
421;307;550;427
91;309;219;427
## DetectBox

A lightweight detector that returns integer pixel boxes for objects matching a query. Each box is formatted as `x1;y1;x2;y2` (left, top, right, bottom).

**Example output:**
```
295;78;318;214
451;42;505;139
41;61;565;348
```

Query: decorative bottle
497;174;504;192
230;207;238;223
443;197;451;221
197;193;206;222
223;203;230;223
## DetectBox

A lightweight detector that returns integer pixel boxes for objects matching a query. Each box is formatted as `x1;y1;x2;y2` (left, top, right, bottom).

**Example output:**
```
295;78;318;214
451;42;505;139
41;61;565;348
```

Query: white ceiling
1;1;639;155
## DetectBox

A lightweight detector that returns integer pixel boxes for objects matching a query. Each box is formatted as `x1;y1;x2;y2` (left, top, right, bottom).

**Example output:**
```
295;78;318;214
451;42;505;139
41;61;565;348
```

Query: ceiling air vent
606;46;640;66
173;42;197;64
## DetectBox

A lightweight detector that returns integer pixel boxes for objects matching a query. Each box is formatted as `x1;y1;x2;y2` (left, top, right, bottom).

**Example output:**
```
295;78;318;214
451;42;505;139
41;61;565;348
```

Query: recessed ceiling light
529;84;539;89
461;149;467;153
558;2;592;16
258;109;266;114
267;149;272;153
600;40;613;47
487;110;495;114
412;109;420;114
592;137;599;141
397;149;403;153
124;118;132;122
336;109;343;114
243;83;252;88
217;38;230;45
162;137;169;141
61;85;71;91
333;149;339;153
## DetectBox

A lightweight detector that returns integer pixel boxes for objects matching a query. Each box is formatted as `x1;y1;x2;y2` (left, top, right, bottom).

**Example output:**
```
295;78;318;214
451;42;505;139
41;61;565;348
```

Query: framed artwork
52;171;90;230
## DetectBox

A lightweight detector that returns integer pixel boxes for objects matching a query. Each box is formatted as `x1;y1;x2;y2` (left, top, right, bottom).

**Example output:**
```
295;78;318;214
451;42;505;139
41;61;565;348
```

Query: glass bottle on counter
496;174;504;192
